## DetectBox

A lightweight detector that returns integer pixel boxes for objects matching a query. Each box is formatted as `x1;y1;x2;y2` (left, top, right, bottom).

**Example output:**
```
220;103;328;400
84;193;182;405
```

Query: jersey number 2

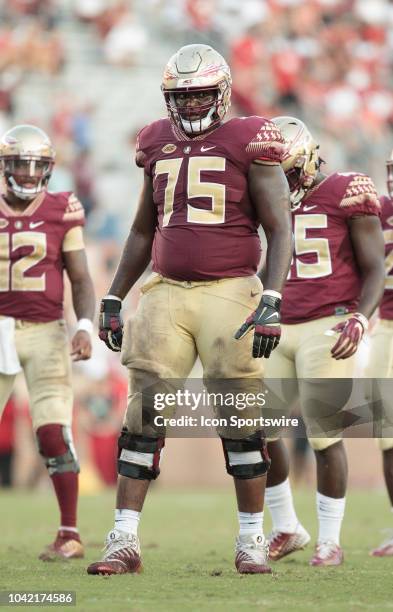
155;156;226;226
0;232;47;291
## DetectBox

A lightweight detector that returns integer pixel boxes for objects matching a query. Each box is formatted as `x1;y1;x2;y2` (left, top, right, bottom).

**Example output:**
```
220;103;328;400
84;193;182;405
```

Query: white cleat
87;529;142;575
235;533;272;574
370;533;393;557
269;524;311;561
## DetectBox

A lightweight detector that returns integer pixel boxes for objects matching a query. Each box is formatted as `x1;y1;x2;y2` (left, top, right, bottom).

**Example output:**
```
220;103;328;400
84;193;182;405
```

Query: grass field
1;487;393;611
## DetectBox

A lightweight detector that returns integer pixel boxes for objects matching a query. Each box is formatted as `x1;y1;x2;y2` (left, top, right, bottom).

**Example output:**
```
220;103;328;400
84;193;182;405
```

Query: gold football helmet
0;124;55;200
161;44;231;135
387;149;393;198
272;116;320;210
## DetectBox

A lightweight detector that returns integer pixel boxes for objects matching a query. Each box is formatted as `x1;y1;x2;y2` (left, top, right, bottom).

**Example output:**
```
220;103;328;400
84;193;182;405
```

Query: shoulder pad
244;116;286;164
62;193;85;222
339;173;379;210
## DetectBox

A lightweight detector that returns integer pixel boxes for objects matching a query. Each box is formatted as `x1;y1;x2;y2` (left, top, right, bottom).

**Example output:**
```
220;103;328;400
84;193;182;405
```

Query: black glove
98;297;123;352
234;294;281;358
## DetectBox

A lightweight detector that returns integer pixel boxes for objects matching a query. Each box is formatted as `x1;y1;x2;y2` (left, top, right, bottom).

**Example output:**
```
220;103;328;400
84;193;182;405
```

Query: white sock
265;478;299;532
115;509;140;536
238;511;264;537
317;492;345;545
59;526;78;533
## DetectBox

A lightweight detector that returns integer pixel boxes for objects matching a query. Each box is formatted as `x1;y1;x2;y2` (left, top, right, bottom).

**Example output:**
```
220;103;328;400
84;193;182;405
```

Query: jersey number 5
289;214;332;279
0;232;47;291
155;156;226;226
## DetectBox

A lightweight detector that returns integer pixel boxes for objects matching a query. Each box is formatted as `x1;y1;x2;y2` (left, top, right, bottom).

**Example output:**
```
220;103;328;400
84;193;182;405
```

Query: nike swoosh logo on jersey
29;221;44;229
303;205;317;212
200;145;216;152
250;291;259;297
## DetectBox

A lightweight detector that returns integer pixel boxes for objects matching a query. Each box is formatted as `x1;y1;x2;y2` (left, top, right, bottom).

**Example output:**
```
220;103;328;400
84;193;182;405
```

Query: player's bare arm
331;214;385;360
249;162;292;292
108;174;156;299
99;173;157;352
235;163;292;358
63;248;95;361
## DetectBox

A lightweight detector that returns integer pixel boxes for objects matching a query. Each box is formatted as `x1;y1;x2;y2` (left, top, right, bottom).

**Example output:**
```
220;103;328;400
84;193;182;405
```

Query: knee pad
36;424;79;475
118;428;165;480
221;431;271;479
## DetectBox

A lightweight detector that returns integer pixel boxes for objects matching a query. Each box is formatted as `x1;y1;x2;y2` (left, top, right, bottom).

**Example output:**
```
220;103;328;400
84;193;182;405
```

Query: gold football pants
120;274;265;435
264;315;357;450
0;319;73;431
364;318;393;451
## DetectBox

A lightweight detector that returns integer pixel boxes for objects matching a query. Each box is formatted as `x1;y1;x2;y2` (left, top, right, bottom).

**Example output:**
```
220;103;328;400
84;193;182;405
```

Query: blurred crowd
0;0;392;228
1;0;393;488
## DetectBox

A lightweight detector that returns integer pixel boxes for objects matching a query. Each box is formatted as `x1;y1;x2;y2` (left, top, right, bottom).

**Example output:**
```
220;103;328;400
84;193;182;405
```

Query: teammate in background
88;44;292;576
262;117;385;566
365;151;393;557
0;125;95;560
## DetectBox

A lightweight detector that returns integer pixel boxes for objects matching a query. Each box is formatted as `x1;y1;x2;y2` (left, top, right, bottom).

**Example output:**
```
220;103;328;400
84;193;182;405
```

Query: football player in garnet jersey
88;44;292;576
0;125;95;560
365;152;393;557
260;117;385;567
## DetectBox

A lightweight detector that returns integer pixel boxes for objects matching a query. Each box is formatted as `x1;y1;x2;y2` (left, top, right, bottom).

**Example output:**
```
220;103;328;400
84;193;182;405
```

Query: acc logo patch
162;144;177;154
0;218;8;229
387;216;393;227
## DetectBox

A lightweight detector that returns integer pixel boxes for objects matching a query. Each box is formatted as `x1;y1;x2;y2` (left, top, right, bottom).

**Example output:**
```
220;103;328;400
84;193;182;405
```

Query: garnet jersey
135;116;285;281
0;191;85;322
281;172;380;324
379;195;393;320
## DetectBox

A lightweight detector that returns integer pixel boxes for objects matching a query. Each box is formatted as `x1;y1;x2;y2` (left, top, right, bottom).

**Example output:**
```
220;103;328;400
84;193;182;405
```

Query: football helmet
161;44;231;135
387;149;393;198
0;124;55;200
272;116;320;210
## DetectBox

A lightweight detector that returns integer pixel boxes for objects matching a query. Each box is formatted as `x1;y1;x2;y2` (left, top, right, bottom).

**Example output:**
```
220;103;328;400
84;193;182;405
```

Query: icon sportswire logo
200;145;216;152
29;221;44;229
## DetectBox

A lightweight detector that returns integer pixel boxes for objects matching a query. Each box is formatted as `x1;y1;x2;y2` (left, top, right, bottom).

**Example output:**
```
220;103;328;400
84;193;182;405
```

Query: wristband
76;318;94;335
104;294;122;302
353;312;369;332
263;289;282;300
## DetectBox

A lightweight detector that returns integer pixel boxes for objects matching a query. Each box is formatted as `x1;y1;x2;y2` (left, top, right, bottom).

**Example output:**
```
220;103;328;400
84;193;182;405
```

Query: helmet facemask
0;124;56;201
164;81;229;135
161;44;232;136
2;156;54;200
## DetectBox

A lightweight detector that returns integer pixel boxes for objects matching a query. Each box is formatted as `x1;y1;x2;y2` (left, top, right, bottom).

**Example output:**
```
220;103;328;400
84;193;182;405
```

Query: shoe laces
316;541;337;559
103;531;139;560
236;535;269;563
